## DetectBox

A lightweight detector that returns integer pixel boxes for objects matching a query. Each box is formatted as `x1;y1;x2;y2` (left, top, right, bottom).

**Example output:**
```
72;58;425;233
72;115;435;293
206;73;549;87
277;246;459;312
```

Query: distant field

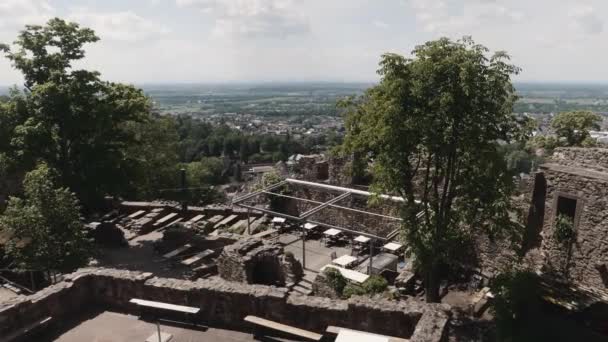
4;82;608;115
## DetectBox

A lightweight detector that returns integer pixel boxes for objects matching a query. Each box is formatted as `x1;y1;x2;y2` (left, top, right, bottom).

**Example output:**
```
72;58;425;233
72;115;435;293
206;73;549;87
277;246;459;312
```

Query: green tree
551;110;601;147
186;157;225;186
0;163;91;272
341;37;525;302
124;115;180;199
0;18;151;210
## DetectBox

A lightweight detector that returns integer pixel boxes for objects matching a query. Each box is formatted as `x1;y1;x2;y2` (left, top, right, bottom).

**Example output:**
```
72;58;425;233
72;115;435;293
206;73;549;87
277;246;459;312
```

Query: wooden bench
130;298;199;314
326;326;409;342
0;316;52;342
154;213;179;226
130;298;200;327
128;210;146;219
214;214;238;229
162;244;192;259
158;217;183;231
207;215;224;225
244;315;322;341
2;283;22;294
186;214;205;224
181;249;214;266
252;228;278;239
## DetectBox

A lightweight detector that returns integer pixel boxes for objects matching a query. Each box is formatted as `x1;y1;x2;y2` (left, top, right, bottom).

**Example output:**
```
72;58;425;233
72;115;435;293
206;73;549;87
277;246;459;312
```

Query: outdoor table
383;242;403;253
323;228;342;245
323;228;342;237
321;265;369;284
272;217;286;224
354;235;370;244
332;255;358;268
304;223;318;230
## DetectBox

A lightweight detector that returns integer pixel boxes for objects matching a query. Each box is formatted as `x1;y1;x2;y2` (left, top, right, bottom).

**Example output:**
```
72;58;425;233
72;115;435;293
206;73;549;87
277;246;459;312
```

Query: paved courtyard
47;311;300;342
279;233;353;281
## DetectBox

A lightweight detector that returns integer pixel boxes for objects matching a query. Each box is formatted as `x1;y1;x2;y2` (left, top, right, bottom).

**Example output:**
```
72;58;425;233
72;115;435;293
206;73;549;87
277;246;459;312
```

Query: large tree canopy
0;18;171;210
341;37;527;302
551;110;601;147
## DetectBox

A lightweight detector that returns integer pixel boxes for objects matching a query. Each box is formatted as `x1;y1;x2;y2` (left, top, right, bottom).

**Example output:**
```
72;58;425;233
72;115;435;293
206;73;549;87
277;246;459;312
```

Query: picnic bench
130;298;199;314
186;214;205;224
207;215;225;225
215;214;238;229
162;244;192;259
244;315;322;341
127;210;146;219
2;282;22;294
159;217;183;230
251;228;278;239
154;213;179;226
181;249;214;266
0;316;53;342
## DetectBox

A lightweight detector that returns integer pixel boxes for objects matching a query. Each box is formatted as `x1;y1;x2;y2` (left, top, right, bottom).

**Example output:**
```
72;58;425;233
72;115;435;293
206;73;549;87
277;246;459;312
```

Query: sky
0;0;607;85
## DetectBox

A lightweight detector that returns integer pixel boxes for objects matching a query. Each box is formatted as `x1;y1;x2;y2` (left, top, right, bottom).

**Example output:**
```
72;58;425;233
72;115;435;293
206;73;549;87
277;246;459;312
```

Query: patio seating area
233;178;412;287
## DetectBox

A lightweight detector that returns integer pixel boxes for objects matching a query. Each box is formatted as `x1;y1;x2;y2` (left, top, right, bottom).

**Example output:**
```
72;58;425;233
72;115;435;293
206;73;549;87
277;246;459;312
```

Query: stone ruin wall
0;268;450;342
551;147;608;172
217;238;293;285
535;163;608;293
328;154;354;186
288;188;401;238
479;147;608;296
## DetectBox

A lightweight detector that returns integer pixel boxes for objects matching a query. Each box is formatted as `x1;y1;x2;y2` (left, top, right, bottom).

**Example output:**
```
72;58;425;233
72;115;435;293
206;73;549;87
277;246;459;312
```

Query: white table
323;228;342;236
354;235;370;244
272;217;286;224
332;255;358;268
304;223;318;230
335;329;389;342
383;242;403;252
321;265;369;284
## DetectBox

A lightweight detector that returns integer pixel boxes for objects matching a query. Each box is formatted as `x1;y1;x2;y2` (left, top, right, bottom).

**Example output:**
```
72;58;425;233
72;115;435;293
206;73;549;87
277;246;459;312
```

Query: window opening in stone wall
555;196;577;244
556;196;577;221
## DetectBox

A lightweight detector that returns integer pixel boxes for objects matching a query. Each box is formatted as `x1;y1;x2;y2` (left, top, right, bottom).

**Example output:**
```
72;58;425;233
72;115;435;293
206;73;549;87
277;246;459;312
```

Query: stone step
299;277;314;285
293;284;313;296
294;281;313;290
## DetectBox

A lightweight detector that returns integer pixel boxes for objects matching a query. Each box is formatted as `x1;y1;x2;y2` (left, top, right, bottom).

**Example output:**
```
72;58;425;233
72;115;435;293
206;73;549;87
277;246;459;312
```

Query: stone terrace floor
43;311;300;342
279;233;352;281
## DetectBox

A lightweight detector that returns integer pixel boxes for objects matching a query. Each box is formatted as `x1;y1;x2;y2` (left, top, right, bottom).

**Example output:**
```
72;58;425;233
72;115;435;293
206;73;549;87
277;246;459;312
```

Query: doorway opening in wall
556;196;577;222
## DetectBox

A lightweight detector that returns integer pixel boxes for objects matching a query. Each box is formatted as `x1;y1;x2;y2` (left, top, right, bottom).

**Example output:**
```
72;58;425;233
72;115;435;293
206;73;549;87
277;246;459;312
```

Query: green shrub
555;214;575;243
490;270;543;341
343;283;366;298
363;275;389;294
323;268;347;294
341;276;389;299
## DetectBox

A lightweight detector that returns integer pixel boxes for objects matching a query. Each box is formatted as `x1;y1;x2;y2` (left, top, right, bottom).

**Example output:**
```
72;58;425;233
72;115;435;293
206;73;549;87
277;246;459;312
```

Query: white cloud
409;0;523;35
68;9;170;42
177;0;310;39
0;0;54;31
569;5;603;35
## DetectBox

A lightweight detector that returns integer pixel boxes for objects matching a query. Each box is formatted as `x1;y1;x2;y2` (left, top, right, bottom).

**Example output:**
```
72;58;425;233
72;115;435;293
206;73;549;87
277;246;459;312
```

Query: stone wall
328;154;353;186
536;163;608;291
551;147;608;172
217;238;293;286
509;147;608;297
0;268;450;341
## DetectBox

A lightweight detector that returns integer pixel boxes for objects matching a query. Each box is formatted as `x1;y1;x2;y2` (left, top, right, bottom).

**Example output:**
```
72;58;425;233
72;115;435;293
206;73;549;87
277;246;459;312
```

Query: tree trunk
425;262;441;303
